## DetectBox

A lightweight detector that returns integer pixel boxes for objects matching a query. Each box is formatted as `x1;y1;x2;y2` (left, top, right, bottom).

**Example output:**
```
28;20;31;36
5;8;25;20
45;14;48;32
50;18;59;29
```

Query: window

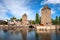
46;23;48;25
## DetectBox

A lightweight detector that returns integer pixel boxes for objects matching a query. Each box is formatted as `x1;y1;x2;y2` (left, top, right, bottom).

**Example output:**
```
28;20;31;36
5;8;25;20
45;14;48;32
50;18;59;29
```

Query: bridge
0;25;36;31
56;25;60;30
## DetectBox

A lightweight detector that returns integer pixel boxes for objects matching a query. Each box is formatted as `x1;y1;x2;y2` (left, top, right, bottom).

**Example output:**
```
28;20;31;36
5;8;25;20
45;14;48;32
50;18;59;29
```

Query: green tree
35;13;39;24
59;16;60;25
10;17;16;20
39;17;41;24
55;16;59;25
52;19;55;25
31;20;35;24
20;18;22;22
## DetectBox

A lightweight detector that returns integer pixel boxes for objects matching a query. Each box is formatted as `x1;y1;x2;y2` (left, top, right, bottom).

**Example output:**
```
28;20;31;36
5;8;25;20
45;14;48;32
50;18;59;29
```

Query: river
0;29;60;40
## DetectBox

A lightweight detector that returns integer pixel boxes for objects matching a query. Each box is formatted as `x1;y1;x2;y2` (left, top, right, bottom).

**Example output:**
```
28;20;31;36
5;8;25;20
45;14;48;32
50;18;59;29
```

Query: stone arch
29;25;34;28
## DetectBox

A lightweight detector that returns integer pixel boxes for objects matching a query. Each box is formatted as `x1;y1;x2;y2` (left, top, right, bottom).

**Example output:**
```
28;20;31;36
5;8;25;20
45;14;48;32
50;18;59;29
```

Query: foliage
10;17;16;20
31;20;35;24
52;19;55;25
59;16;60;25
20;18;22;22
35;13;39;24
39;17;41;24
55;16;59;25
52;16;59;25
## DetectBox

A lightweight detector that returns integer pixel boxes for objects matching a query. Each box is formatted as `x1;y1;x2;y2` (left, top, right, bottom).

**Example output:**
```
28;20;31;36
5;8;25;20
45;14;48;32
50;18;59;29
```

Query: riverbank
0;25;60;32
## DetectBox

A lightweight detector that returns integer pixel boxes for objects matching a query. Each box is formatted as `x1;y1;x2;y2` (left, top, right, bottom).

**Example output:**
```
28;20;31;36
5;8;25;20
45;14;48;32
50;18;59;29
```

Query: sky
0;0;60;20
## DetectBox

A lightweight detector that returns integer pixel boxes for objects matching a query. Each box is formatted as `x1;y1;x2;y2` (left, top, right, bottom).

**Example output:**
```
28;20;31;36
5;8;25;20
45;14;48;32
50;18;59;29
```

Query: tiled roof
42;5;51;10
0;20;7;25
23;13;27;16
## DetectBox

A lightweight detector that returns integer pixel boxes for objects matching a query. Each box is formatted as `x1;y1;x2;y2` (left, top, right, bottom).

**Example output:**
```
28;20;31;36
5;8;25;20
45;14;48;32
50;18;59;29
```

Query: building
0;20;8;25
7;20;15;25
7;20;21;25
41;5;51;26
14;20;21;26
22;13;28;25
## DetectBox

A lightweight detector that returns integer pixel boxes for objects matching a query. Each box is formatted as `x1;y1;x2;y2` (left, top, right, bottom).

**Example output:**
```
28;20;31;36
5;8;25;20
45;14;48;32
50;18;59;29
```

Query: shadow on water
3;29;7;32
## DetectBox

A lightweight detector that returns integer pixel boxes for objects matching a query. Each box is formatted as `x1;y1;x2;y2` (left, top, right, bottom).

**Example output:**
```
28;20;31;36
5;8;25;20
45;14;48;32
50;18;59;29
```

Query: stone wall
41;5;51;26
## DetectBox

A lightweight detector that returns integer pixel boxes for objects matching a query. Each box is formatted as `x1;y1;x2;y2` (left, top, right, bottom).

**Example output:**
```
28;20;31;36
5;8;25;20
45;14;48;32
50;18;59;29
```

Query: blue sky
0;0;60;20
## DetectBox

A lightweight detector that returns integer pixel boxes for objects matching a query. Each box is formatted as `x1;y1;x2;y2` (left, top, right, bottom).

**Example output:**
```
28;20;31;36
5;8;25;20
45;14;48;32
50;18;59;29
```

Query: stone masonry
41;5;51;26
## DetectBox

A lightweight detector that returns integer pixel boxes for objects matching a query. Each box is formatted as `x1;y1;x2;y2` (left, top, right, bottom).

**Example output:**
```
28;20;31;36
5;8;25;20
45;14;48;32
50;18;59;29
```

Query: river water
0;30;60;40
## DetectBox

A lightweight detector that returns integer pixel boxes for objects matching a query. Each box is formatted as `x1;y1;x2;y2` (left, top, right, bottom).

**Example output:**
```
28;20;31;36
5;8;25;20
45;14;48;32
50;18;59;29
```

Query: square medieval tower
41;5;51;26
22;13;28;25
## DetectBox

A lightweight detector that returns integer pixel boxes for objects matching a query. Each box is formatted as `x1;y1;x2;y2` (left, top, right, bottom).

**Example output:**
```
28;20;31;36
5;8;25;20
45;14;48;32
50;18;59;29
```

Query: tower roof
23;13;27;17
42;5;51;10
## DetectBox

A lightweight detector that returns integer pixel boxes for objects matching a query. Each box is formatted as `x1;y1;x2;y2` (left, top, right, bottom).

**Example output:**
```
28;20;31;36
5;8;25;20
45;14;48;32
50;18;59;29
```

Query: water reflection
36;31;51;40
0;29;60;40
27;30;36;40
21;29;27;40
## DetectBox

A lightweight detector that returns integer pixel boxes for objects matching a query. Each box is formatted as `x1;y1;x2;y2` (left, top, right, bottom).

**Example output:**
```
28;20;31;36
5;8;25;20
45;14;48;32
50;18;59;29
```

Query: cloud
39;7;43;17
51;9;56;14
0;0;35;20
0;3;9;20
41;0;60;5
47;0;60;4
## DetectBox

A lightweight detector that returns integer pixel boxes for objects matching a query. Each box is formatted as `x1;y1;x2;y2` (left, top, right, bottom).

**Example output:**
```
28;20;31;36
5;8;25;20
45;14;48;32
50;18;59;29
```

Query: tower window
46;23;48;25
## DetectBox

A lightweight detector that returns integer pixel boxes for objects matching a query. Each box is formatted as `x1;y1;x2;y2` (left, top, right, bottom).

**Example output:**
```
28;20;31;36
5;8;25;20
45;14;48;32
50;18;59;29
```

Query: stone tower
41;5;51;26
22;13;27;25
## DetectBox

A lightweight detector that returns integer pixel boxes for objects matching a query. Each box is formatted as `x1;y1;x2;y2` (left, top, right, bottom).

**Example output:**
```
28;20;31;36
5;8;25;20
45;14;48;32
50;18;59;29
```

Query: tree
20;18;22;22
31;20;35;24
52;19;55;25
59;16;60;25
39;17;41;24
55;16;59;25
35;13;39;24
10;17;16;20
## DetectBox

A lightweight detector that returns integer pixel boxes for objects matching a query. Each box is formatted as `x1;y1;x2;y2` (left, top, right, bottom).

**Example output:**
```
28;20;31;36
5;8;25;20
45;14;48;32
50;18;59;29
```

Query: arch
29;25;34;28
